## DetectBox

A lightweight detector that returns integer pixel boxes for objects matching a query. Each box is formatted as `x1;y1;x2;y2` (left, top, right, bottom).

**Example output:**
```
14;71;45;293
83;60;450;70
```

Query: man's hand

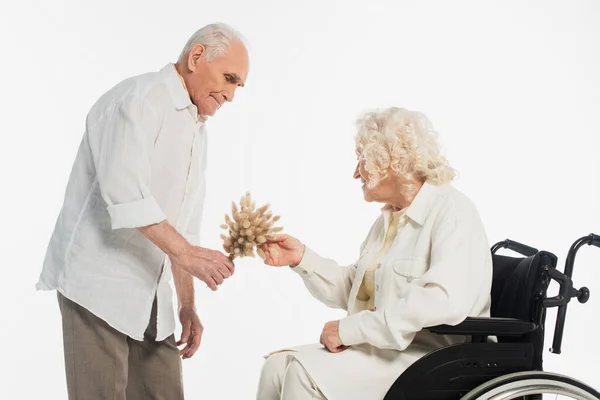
177;306;203;359
173;246;235;291
319;320;348;353
137;221;235;291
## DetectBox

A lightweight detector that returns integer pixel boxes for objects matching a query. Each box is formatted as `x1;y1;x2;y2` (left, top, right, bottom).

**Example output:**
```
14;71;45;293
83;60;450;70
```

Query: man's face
184;40;249;118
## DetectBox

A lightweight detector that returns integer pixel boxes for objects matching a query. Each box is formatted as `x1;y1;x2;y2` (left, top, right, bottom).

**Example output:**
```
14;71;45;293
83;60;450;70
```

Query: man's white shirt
37;64;208;341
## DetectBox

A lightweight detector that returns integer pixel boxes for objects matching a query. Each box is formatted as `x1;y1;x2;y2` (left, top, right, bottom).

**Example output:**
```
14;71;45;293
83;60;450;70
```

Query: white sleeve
338;211;492;350
87;95;166;230
184;178;207;247
291;219;379;311
291;247;359;311
184;133;208;247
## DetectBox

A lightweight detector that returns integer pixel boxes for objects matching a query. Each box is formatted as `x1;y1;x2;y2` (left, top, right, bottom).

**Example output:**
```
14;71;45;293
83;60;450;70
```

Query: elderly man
36;23;249;399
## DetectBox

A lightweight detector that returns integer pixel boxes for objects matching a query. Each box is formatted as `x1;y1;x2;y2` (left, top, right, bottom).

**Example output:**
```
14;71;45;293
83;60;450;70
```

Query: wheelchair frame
383;233;600;400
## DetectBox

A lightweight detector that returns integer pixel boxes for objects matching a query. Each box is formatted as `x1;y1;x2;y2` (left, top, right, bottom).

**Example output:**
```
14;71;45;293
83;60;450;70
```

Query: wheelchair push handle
491;239;538;256
547;233;599;355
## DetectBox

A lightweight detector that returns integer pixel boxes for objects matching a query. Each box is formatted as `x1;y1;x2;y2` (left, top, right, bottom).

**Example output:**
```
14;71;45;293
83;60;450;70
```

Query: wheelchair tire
460;371;600;400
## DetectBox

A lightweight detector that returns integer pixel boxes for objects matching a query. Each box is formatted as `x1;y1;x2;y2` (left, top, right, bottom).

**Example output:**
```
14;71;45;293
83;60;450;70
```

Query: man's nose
225;87;237;102
353;163;360;179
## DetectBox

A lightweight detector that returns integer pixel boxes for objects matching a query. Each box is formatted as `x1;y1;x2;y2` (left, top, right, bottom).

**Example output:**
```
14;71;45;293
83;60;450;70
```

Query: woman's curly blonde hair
354;107;456;189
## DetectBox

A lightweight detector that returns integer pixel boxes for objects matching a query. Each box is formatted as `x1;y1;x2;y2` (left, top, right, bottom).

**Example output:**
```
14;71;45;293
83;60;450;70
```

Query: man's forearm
137;220;190;262
172;263;195;309
137;220;195;308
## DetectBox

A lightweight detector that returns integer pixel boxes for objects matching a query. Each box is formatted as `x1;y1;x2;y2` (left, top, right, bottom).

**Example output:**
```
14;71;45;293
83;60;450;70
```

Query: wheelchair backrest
490;250;558;369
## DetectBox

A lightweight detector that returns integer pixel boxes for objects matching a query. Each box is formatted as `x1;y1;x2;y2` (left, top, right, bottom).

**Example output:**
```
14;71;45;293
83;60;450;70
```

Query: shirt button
407;276;413;283
376;284;380;291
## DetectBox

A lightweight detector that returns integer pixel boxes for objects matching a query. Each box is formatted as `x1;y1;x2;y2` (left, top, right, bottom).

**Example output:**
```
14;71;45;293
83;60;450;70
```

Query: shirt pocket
391;257;429;283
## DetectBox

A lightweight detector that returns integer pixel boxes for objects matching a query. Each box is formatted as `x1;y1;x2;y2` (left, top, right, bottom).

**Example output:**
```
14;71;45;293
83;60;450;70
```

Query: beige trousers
257;351;327;400
58;292;183;400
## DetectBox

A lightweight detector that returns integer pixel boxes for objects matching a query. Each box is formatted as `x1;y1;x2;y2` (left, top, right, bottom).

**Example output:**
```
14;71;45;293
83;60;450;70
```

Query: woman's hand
320;320;348;353
260;234;305;267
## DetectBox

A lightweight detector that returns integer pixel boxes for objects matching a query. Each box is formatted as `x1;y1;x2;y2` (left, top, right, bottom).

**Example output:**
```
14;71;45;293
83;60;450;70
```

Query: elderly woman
256;107;493;400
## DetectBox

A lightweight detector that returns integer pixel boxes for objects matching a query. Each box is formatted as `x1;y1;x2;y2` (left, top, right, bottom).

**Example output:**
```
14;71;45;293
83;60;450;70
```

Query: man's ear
188;44;206;72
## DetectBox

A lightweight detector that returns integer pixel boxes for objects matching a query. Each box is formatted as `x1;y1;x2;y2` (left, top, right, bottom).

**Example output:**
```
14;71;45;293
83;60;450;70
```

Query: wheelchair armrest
427;317;537;337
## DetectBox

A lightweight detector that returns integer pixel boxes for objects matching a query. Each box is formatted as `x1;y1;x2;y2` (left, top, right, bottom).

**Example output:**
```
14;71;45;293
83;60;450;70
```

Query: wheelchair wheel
461;371;600;400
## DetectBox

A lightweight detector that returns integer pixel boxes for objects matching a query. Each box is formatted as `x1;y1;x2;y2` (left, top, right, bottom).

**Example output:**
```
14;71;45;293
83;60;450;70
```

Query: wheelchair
383;233;600;400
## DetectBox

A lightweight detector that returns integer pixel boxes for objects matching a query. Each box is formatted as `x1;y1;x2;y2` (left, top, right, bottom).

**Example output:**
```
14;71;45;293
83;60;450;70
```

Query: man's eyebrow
226;73;245;87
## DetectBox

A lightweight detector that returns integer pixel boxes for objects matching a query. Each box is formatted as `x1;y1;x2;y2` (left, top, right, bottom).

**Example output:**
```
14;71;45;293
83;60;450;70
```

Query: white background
1;0;599;398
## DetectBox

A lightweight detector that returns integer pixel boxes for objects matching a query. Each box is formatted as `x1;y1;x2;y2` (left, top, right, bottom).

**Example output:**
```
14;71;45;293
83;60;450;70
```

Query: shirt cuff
290;246;319;277
107;196;167;229
338;311;367;346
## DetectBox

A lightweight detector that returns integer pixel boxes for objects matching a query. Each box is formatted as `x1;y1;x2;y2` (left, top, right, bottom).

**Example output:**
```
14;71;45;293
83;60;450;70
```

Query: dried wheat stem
220;192;283;260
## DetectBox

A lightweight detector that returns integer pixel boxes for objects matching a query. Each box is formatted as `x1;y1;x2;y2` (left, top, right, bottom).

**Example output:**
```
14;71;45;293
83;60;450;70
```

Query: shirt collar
160;63;207;124
380;180;441;226
160;63;192;110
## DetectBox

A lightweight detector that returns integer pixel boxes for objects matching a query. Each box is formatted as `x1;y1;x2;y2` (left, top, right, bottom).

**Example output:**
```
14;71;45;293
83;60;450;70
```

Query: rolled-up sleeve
87;95;166;230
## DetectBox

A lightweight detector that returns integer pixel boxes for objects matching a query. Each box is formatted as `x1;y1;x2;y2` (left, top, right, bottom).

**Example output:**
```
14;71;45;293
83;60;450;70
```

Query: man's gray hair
178;23;245;63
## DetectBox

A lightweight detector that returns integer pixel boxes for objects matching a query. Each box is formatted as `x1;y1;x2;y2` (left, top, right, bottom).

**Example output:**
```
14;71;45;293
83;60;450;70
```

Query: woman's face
353;156;422;208
353;159;398;204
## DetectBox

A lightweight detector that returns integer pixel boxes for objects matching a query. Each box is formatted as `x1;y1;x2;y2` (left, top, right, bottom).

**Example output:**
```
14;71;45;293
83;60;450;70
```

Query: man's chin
198;109;215;119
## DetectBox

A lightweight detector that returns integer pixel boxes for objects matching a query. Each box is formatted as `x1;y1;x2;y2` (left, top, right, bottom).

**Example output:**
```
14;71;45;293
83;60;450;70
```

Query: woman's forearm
292;247;357;310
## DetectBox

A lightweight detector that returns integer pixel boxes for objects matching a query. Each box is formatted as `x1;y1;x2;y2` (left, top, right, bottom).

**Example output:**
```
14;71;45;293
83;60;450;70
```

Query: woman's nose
353;163;360;179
